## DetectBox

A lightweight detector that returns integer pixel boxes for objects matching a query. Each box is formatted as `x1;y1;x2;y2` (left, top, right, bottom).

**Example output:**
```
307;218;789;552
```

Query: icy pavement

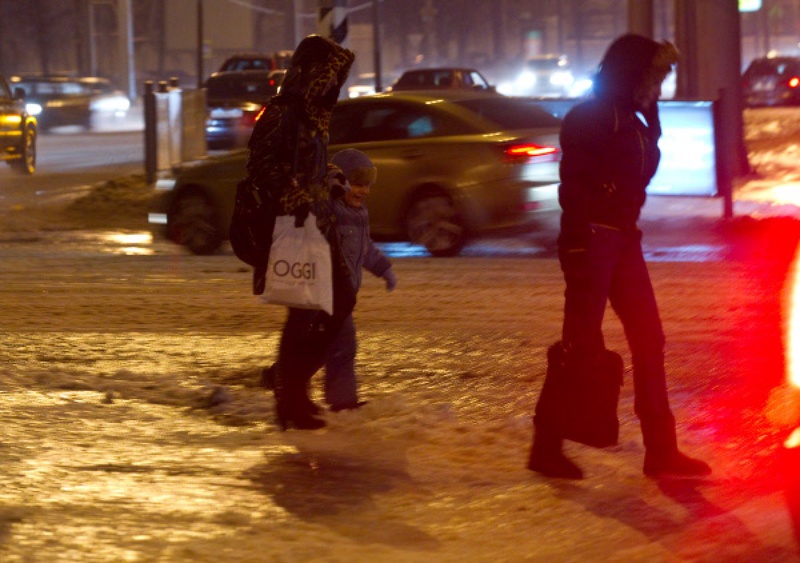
1;106;800;561
1;234;799;561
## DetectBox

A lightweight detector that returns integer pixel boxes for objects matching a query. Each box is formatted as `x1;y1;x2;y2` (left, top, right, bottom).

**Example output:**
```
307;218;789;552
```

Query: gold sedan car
150;90;561;256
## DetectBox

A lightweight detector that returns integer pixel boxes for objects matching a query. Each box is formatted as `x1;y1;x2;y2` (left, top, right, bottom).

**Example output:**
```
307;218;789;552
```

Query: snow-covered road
1;106;800;561
1;227;799;560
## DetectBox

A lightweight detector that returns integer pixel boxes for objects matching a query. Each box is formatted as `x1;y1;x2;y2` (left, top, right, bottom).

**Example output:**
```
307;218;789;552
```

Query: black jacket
557;33;668;250
557;98;661;249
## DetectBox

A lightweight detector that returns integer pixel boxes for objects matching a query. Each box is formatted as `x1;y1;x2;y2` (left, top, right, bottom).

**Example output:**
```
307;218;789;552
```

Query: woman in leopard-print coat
245;34;355;430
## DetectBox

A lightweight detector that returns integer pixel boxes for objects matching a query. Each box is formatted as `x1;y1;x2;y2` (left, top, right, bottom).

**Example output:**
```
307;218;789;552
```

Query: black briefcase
547;342;624;448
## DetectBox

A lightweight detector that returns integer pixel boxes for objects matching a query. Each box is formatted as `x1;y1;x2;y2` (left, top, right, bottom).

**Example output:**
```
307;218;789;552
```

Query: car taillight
503;142;560;163
788;77;800;89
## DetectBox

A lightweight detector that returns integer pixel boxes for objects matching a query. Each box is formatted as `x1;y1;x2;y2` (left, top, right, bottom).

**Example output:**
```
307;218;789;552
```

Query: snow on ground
0;109;800;562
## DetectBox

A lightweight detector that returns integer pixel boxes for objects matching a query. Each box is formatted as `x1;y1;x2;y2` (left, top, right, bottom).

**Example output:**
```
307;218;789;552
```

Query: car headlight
90;95;131;113
517;71;537;89
550;71;574;87
25;103;42;116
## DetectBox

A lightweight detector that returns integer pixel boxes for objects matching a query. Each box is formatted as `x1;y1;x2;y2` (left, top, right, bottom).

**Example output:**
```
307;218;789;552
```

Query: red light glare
504;143;559;162
789;77;800;88
788;244;800;388
507;144;557;157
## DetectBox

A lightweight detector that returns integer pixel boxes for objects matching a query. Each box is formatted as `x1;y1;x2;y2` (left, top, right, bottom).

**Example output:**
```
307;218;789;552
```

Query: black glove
328;170;350;199
293;203;309;227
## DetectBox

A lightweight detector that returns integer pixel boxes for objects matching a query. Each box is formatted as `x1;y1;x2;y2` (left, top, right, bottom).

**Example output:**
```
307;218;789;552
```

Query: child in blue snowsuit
261;148;396;411
325;148;396;410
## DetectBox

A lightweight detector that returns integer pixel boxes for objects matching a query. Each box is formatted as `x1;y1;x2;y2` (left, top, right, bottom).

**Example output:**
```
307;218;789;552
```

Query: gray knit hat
330;148;377;186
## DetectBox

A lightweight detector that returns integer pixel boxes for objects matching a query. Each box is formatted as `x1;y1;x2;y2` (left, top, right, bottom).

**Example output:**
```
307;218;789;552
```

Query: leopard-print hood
277;35;354;136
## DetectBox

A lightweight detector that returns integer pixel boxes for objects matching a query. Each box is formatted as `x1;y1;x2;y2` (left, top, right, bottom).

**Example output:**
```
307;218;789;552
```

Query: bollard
143;80;157;185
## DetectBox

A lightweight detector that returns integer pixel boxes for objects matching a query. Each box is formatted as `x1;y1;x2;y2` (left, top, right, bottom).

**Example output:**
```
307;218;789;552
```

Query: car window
223;58;272;72
330;101;469;144
744;58;800;79
452;97;561;129
526;58;564;72
467;71;489;89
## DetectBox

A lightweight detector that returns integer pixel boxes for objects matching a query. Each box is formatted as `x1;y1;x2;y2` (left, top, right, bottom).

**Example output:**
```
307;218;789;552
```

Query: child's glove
327;169;351;198
293;203;309;227
382;268;397;292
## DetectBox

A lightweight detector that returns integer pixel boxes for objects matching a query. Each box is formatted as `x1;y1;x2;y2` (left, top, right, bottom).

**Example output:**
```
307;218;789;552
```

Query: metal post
318;0;348;44
627;0;654;37
372;0;383;92
117;0;136;100
197;0;204;88
144;81;157;184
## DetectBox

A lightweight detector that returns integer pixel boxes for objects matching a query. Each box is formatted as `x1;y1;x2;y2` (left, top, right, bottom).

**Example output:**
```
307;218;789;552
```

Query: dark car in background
150;90;561;256
217;50;293;73
9;75;129;131
390;67;494;92
0;73;37;174
742;56;800;107
204;69;285;149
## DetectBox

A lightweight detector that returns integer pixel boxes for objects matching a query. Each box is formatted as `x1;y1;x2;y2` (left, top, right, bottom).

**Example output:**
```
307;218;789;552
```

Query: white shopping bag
260;213;333;315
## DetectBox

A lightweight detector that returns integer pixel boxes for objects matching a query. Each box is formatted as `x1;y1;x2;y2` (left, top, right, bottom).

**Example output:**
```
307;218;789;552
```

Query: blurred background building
0;0;797;98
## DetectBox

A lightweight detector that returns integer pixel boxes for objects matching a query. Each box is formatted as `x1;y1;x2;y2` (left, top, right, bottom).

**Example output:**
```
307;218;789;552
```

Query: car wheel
405;190;466;257
10;125;36;175
167;191;222;255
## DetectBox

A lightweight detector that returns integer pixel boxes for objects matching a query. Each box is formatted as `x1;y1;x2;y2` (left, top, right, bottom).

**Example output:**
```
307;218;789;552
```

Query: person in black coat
527;34;711;479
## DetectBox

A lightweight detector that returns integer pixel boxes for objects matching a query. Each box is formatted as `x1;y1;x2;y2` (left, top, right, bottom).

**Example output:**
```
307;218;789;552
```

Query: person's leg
609;232;710;477
324;314;360;410
530;226;622;479
274;308;328;430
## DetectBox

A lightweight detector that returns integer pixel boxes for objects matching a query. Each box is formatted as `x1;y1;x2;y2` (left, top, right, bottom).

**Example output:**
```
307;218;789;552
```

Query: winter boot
641;416;711;478
273;363;325;431
527;422;584;480
260;364;276;389
264;363;320;415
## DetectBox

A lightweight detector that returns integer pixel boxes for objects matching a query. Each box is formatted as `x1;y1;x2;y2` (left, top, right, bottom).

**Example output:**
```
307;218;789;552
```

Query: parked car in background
389;67;494;92
150;90;561;256
347;72;400;98
0;73;37;174
742;56;800;107
497;55;575;98
204;69;285;149
9;74;129;131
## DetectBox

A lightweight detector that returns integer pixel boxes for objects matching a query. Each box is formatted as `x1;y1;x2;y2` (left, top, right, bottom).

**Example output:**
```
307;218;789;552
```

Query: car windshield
452;97;561;129
525;58;567;72
221;58;272;72
745;58;800;79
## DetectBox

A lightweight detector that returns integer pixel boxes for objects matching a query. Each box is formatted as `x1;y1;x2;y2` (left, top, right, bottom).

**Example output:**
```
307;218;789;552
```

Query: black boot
260;364;276;389
273;364;325;431
641;416;711;478
264;363;320;415
527;422;583;480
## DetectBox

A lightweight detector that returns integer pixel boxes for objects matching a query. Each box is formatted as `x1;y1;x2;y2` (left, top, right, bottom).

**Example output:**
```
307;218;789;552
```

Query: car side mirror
13;87;25;100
